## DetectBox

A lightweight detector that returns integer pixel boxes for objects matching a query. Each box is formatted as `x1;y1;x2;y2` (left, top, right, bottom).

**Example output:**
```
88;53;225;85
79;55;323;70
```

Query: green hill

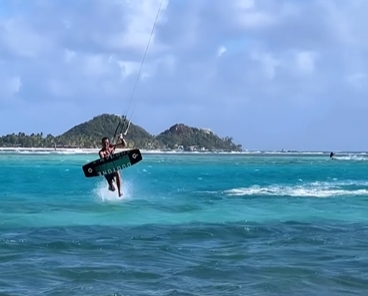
156;123;242;151
0;114;242;151
56;114;158;148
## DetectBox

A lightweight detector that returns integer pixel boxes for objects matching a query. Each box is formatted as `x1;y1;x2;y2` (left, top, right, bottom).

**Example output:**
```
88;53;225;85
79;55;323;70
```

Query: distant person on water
99;134;127;197
330;152;334;159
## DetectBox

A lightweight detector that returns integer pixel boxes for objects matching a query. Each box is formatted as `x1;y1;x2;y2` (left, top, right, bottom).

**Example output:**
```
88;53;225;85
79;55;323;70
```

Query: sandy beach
0;147;228;154
0;146;356;156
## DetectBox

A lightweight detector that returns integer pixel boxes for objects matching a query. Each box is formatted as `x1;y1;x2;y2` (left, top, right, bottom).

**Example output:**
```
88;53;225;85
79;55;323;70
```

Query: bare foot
118;192;123;197
108;184;115;191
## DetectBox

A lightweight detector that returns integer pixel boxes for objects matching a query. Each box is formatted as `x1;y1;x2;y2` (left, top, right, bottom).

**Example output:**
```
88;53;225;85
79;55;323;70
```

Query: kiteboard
82;148;142;178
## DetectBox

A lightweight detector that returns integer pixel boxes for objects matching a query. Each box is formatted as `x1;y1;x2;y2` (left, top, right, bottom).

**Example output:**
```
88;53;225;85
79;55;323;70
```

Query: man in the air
99;133;127;197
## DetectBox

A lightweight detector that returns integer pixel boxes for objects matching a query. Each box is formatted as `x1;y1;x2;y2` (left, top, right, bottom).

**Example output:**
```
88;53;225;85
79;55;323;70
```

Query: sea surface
1;151;368;295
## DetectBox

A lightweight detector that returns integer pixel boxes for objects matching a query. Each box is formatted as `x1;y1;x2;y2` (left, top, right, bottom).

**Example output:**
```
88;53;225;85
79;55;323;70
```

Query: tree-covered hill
0;114;242;151
56;114;158;148
156;124;242;151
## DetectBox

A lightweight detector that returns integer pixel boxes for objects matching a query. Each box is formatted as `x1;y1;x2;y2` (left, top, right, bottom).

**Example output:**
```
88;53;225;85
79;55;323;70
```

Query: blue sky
0;0;367;151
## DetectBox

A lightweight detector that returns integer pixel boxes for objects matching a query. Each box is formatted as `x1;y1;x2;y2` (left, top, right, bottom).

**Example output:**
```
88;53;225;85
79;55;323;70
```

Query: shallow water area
0;151;368;295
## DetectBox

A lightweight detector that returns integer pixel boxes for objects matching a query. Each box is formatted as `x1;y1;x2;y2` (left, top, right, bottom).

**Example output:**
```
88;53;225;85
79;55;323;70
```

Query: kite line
113;0;165;143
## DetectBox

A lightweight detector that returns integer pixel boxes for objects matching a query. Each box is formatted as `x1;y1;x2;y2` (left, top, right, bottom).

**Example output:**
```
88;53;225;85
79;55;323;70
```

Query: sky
0;0;367;151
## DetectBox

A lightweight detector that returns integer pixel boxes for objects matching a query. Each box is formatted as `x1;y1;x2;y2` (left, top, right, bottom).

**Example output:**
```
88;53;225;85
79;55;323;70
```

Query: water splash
92;179;133;203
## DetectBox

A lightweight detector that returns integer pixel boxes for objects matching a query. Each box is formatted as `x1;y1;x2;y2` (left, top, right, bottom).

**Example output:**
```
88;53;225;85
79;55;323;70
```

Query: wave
223;180;368;198
332;155;367;161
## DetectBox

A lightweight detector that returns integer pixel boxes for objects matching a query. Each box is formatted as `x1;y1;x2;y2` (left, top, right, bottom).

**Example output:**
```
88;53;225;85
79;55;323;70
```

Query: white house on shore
200;128;214;135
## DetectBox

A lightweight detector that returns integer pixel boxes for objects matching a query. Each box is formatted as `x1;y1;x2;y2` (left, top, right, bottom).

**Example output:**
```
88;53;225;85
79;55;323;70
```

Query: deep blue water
1;152;368;295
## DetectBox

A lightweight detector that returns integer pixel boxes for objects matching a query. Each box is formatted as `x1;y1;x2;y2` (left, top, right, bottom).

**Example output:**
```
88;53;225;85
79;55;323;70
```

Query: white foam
224;183;368;198
333;155;367;161
92;179;133;203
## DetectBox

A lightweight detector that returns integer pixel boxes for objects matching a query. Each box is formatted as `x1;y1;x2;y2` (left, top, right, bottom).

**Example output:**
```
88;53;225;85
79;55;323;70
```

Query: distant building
200;128;213;135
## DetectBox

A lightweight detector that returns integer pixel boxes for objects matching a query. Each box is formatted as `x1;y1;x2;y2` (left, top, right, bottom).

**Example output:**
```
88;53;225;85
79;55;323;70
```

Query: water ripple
0;222;368;295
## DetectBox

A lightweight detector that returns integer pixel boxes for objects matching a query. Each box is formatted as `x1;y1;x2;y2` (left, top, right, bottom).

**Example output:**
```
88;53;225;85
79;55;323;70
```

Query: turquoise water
1;152;368;295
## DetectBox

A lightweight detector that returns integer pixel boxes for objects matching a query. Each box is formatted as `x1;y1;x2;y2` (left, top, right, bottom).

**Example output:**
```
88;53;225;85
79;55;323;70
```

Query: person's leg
115;171;122;197
105;174;115;191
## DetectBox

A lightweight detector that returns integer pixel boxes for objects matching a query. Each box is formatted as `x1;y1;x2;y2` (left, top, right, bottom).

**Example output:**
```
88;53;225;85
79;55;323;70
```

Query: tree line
0;114;243;151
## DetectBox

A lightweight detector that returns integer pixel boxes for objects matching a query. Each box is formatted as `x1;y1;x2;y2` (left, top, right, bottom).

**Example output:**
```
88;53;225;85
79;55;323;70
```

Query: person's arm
114;134;127;149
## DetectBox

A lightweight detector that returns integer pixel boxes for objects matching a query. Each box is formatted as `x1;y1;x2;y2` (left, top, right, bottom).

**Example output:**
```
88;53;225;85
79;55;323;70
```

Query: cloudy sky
0;0;367;151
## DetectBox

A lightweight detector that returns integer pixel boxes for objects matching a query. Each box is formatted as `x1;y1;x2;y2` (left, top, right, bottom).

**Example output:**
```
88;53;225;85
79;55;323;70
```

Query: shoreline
0;147;366;156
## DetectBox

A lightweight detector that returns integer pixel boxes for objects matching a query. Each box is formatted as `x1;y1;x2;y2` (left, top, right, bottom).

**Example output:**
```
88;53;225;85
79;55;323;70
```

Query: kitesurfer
99;133;127;197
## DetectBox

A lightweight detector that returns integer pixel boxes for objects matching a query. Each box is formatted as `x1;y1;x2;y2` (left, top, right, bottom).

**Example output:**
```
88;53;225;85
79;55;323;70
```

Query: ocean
1;151;368;295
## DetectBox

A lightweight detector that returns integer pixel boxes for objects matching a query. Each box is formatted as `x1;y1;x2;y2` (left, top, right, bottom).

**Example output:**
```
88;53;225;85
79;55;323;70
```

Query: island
0;114;242;152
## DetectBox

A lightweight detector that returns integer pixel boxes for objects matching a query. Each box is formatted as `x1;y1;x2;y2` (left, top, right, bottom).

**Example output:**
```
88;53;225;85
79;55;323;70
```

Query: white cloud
251;51;280;79
231;0;274;28
63;49;75;63
81;54;115;77
117;60;141;78
234;0;255;10
99;0;169;53
0;0;368;151
217;46;226;57
295;51;318;74
0;18;48;58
